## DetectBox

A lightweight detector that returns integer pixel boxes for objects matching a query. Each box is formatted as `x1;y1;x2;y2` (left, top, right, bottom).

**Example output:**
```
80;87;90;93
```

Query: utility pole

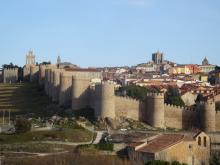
8;110;11;125
2;110;5;125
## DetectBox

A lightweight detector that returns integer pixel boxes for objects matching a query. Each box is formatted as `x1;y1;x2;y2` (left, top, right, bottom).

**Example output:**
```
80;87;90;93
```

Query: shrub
15;118;31;133
77;143;114;151
165;86;185;106
146;160;187;165
94;143;114;151
210;151;220;165
118;85;160;101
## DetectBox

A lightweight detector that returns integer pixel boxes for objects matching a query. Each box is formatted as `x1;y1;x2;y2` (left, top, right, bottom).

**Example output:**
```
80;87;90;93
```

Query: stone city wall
72;77;91;110
115;96;143;121
30;65;39;82
145;93;165;128
40;67;220;132
39;64;57;85
95;82;115;119
164;104;198;130
215;111;220;132
3;68;18;83
59;72;73;106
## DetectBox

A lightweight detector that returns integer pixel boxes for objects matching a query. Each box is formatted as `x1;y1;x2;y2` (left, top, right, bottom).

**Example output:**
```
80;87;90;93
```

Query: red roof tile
137;134;184;153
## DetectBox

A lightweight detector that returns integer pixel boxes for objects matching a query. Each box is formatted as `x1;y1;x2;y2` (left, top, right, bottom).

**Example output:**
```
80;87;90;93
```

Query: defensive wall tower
30;65;39;82
52;69;63;102
59;72;73;106
72;76;91;110
46;69;51;97
23;50;36;81
95;82;115;119
146;93;165;128
47;69;53;98
3;68;18;83
199;98;216;132
39;65;46;85
39;65;57;85
44;69;50;95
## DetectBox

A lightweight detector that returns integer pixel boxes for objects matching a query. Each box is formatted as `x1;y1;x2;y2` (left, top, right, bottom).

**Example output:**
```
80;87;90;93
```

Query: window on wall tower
204;137;207;147
198;136;201;146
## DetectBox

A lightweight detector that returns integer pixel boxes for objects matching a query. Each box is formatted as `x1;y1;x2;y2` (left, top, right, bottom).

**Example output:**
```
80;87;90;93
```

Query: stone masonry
37;66;220;133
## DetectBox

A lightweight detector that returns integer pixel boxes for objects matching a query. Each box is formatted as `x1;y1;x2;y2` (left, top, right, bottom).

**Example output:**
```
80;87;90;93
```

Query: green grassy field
0;83;50;118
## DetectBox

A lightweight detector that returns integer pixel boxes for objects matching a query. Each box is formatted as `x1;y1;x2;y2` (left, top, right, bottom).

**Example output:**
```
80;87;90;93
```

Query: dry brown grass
3;152;132;165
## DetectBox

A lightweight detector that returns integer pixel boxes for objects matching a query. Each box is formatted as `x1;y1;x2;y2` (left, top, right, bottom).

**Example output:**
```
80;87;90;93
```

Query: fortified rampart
3;68;18;83
30;66;39;82
199;99;216;132
145;93;165;128
164;104;198;130
52;69;64;102
23;50;36;81
72;77;91;110
115;96;144;121
215;112;220;132
39;65;57;85
95;82;115;119
59;72;72;106
23;66;31;81
37;67;220;132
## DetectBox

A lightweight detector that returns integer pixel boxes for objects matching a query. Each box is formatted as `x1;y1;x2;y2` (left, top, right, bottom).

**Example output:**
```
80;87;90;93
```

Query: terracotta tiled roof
128;142;144;147
137;134;184;153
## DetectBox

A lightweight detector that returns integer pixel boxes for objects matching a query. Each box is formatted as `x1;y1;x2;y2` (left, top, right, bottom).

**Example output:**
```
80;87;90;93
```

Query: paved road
93;131;104;144
41;140;92;146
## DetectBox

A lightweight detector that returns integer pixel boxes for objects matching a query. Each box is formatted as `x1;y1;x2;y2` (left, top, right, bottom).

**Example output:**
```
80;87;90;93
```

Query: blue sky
0;0;220;67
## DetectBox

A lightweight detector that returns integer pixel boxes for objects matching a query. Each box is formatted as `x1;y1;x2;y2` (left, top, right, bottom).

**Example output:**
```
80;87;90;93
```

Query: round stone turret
52;69;63;102
30;66;39;82
72;77;91;110
59;72;72;106
39;65;46;85
200;99;216;132
95;82;115;119
44;69;49;95
48;69;53;98
146;93;165;128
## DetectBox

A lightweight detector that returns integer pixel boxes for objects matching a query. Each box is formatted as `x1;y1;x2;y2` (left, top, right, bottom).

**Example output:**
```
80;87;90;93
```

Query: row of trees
118;85;160;100
2;62;20;69
118;85;185;107
2;61;51;69
165;86;185;106
2;63;23;81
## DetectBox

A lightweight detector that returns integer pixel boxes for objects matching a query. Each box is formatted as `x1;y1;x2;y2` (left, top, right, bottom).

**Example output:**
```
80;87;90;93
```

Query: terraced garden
0;83;50;118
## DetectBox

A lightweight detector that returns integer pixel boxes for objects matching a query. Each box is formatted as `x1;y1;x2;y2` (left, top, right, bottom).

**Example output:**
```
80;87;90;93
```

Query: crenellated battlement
164;103;184;110
72;75;92;81
40;65;220;132
164;103;196;112
3;68;19;83
146;92;164;98
101;81;115;85
115;95;141;104
3;68;18;71
199;99;215;105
